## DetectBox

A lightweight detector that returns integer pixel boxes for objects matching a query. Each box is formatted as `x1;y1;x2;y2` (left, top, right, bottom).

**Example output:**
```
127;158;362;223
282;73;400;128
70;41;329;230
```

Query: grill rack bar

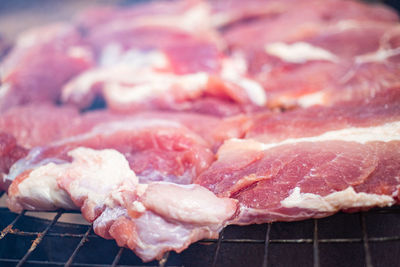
313;220;319;267
65;225;93;267
1;206;400;266
261;223;271;267
16;211;63;267
361;213;373;267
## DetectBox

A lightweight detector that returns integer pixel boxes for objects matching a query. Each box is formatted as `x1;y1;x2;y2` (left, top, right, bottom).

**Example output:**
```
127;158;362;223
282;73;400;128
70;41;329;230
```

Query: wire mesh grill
1;191;400;267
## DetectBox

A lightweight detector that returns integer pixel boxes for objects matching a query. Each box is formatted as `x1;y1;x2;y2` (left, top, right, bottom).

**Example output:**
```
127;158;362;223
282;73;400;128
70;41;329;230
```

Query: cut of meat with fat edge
224;10;400;108
246;87;400;143
9;147;238;261
0;23;94;112
0;133;27;191
195;122;400;223
56;148;237;261
6;117;215;212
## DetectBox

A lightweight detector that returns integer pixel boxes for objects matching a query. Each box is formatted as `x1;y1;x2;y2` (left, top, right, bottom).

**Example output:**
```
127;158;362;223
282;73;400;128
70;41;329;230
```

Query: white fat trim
17;163;77;210
0;83;10;99
355;47;400;64
221;56;267;106
104;72;209;104
259;121;400;149
103;2;211;35
100;45;169;68
16;24;71;48
297;91;327;107
180;2;211;31
132;201;146;213
265;42;338;63
281;187;394;212
229;121;400;151
231;78;267;106
333;20;361;31
67;46;92;60
63;148;138;210
63;50;170;100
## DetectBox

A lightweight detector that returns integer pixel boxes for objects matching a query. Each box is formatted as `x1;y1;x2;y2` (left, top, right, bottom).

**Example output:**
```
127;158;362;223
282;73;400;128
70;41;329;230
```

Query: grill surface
1;191;400;267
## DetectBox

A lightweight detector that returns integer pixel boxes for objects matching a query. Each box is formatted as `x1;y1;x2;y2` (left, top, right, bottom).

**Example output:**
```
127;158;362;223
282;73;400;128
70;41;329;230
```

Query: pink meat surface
223;3;400;108
195;91;400;223
6;116;215;212
195;132;400;224
0;23;93;112
0;104;84;148
0;133;27;191
62;28;266;116
246;88;400;143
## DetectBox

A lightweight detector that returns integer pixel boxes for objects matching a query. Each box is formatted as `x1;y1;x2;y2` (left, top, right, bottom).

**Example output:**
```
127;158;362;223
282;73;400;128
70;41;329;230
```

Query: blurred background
0;0;399;40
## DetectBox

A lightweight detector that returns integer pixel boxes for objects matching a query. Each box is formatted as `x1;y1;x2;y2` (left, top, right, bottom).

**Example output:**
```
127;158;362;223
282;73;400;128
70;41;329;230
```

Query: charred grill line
361;213;373;267
16;210;63;267
211;228;225;267
0;210;26;240
261;223;272;267
64;224;93;267
313;220;320;267
159;251;170;267
0;208;399;266
111;247;124;267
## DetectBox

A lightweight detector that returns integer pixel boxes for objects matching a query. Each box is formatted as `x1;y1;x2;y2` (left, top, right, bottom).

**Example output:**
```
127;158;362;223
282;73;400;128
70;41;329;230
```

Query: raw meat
54;147;237;261
2;0;400;263
223;3;400;108
0;23;93;112
6;117;214;212
62;32;266;116
195;123;400;223
0;104;84;148
0;102;247;151
246;87;400;143
0;133;27;191
195;89;400;223
77;0;214;41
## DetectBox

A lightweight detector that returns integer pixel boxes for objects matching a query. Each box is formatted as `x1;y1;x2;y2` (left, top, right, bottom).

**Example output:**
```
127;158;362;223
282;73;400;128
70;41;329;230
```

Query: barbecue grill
1;0;400;266
1;189;400;267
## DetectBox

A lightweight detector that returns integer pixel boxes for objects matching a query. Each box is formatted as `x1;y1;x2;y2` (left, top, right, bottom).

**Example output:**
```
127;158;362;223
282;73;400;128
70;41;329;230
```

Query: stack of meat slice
196;88;400;223
1;0;400;263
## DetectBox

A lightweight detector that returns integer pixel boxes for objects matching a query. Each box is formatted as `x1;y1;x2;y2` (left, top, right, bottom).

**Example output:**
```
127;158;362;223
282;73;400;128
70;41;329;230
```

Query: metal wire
16;211;63;267
65;225;93;267
261;223;271;267
211;228;225;267
1;206;400;267
361;213;373;267
313;219;319;267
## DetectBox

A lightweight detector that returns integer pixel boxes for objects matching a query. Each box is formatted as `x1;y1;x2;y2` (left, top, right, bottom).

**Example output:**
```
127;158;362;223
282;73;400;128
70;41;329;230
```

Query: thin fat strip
195;121;400;224
246;87;400;143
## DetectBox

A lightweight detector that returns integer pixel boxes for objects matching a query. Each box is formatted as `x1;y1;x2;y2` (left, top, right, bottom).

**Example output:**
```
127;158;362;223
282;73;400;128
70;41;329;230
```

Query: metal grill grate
1;191;400;267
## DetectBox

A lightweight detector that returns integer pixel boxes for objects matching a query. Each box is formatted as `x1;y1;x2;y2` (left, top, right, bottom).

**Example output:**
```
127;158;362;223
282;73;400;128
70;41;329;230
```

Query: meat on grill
0;23;93;112
195;89;400;223
61;27;266;116
225;20;400;108
56;147;237;261
1;0;400;263
6;116;215;211
0;133;27;191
